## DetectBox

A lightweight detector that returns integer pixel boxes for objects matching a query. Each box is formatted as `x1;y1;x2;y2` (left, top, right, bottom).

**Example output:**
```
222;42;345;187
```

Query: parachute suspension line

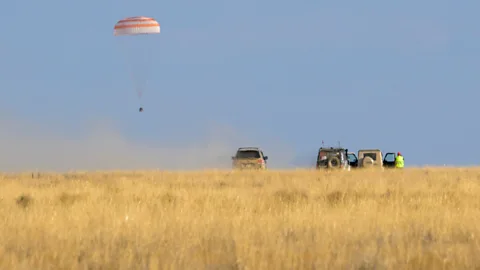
118;38;144;99
113;16;160;103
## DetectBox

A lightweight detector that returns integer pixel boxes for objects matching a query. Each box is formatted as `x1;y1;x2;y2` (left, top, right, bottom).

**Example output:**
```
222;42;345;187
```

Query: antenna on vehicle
322;140;324;146
338;141;341;148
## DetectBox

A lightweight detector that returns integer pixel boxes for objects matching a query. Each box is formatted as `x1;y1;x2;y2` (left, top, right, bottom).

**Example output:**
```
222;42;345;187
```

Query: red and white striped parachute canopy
114;16;160;36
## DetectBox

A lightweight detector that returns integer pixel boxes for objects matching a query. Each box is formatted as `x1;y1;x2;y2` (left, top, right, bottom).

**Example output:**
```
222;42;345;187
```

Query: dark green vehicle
316;147;351;170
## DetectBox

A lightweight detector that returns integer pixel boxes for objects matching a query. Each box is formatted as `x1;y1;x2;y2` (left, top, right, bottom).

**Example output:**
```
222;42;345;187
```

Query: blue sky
0;0;478;171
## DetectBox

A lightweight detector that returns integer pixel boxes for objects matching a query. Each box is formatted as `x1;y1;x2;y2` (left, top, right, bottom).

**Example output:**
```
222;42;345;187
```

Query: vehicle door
261;151;268;163
383;152;396;168
347;152;358;167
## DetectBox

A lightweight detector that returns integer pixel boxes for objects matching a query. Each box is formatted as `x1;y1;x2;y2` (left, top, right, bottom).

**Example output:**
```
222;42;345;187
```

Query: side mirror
264;156;268;160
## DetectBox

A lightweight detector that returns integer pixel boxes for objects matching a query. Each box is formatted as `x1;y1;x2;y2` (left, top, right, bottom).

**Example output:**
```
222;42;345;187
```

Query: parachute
114;16;160;36
113;16;161;109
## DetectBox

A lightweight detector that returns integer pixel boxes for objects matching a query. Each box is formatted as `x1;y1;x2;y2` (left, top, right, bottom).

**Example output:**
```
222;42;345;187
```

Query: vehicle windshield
318;150;342;160
236;150;261;159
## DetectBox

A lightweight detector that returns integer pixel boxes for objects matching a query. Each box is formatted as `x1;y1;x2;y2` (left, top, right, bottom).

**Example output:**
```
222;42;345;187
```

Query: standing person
395;152;404;168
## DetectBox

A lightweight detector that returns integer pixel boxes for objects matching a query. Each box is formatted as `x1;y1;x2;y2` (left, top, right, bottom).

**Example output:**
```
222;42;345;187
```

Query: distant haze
0;115;297;172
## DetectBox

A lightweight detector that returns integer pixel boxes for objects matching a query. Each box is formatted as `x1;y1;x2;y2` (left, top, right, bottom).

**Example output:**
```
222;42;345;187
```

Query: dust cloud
0;116;297;172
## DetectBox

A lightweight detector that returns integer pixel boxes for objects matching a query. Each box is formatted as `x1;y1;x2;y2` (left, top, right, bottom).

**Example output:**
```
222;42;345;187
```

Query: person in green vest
395;152;404;168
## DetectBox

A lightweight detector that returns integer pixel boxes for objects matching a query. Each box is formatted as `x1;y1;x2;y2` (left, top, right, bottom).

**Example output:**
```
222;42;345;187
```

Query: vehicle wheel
362;156;374;167
328;157;341;168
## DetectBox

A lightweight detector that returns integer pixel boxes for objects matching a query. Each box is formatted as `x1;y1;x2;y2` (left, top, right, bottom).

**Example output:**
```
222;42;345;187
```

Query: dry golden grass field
1;168;480;269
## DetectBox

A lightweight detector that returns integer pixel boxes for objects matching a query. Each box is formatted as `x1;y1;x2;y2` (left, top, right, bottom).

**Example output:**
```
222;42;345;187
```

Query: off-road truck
316;147;351;170
231;147;268;170
347;149;397;168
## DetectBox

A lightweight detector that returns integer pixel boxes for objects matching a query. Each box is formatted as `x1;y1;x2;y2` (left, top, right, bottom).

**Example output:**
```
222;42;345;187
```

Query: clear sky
0;0;477;171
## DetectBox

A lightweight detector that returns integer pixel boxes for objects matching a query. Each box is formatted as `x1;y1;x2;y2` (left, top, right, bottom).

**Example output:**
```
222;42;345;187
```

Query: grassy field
0;168;479;269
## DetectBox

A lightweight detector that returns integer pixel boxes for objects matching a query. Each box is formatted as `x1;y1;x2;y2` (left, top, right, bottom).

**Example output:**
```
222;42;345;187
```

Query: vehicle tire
328;157;341;169
362;156;374;167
